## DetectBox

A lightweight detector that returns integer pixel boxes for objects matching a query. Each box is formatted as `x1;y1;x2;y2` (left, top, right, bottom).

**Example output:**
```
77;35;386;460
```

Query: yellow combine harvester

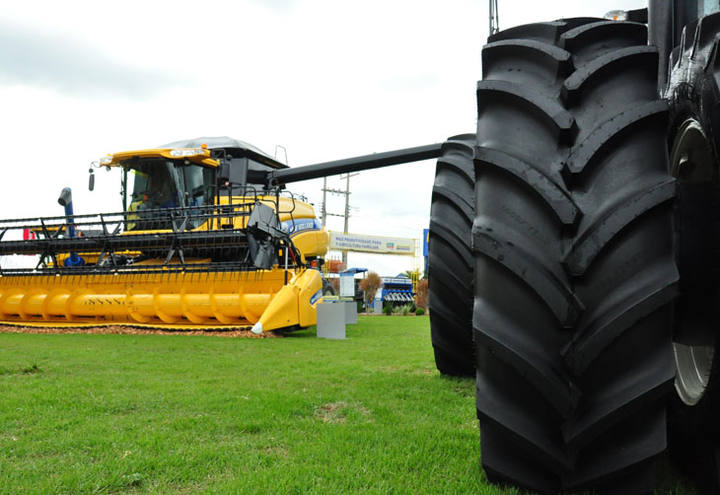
0;137;441;333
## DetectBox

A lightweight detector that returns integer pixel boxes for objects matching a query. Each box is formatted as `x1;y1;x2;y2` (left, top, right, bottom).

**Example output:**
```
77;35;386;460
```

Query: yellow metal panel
255;284;298;331
253;269;322;332
277;199;317;222
298;269;322;327
291;230;330;260
103;149;218;167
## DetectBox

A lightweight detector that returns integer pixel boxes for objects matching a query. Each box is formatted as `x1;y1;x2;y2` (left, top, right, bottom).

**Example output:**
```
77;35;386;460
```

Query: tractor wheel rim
674;343;714;406
669;118;715;182
670;117;716;406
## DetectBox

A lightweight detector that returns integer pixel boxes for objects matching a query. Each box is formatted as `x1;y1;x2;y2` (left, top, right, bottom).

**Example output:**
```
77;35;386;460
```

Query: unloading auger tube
264;144;444;186
0;143;444;333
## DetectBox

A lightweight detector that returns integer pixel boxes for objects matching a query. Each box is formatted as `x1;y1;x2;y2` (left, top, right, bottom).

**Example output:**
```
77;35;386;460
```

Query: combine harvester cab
0;137;328;333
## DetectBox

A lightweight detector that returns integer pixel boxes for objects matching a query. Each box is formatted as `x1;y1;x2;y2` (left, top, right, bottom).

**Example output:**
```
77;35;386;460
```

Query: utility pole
339;173;358;266
321;177;328;227
321;173;358;266
343;173;351;235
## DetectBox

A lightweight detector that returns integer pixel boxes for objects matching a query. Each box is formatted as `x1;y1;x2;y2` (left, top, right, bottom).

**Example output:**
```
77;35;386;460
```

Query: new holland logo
310;289;323;305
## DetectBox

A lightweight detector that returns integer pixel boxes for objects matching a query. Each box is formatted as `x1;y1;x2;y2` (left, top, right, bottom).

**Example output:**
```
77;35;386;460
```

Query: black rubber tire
665;13;720;493
428;135;476;376
473;19;677;493
322;280;335;296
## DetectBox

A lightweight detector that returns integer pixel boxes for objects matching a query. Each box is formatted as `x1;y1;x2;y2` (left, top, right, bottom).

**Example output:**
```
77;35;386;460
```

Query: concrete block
373;299;383;314
316;302;346;340
344;301;358;325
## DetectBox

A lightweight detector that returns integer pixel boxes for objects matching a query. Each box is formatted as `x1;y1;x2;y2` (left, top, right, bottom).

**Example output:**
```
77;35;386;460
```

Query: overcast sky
0;0;646;275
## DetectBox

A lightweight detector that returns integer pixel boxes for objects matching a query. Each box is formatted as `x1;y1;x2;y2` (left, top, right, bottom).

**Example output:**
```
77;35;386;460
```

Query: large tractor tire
429;135;476;376
473;19;677;493
665;13;720;492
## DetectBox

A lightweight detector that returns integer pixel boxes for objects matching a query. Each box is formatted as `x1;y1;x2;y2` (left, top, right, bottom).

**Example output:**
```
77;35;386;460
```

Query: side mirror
58;187;72;207
88;169;95;191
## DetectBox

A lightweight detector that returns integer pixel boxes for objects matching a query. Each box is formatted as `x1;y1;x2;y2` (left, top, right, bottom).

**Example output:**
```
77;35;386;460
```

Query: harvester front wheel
473;19;676;492
428;135;475;376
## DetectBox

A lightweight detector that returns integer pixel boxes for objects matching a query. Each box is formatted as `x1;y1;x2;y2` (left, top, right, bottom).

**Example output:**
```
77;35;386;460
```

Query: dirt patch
356;405;372;416
0;325;281;338
262;446;289;458
314;401;372;424
314;402;349;424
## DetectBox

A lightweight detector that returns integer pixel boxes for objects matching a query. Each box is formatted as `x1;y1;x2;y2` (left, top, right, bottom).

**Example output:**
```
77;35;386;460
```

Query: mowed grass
0;316;702;494
0;316;513;495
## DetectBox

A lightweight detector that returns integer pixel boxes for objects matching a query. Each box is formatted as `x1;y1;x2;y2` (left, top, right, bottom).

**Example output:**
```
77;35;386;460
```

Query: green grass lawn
0;316;505;494
0;316;700;494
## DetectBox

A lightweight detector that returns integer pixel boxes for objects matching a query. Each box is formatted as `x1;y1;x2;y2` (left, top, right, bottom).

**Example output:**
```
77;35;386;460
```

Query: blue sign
423;228;429;257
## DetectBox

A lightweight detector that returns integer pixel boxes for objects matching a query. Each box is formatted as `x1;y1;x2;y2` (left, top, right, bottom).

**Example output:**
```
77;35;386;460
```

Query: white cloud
0;20;187;99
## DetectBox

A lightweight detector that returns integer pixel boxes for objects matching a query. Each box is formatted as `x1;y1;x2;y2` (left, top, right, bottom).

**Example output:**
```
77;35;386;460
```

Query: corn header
0;137;441;333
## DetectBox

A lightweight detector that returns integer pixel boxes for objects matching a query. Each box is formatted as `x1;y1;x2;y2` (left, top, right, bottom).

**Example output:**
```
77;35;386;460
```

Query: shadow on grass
279;328;316;339
656;452;700;494
0;363;41;376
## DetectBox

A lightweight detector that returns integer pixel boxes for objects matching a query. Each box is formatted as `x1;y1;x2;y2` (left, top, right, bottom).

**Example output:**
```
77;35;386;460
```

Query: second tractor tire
428;135;476;376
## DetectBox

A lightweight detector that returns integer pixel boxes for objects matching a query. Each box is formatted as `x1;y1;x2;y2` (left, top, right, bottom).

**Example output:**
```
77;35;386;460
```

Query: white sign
340;276;355;298
329;232;415;256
